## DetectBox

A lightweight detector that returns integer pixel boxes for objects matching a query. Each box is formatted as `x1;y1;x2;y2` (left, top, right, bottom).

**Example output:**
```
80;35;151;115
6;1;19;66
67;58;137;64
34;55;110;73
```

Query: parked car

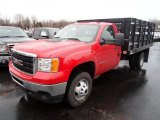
0;26;34;66
154;32;160;39
9;18;155;107
26;28;34;38
30;27;60;39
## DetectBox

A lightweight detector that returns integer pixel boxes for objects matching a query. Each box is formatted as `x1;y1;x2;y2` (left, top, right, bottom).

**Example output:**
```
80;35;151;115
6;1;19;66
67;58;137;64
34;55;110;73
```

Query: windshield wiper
54;37;60;38
0;36;26;38
13;36;27;37
53;37;81;42
0;36;12;38
65;38;81;41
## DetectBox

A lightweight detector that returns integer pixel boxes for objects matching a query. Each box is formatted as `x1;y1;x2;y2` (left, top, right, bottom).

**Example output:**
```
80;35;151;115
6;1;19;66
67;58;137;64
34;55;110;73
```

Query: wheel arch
68;61;95;80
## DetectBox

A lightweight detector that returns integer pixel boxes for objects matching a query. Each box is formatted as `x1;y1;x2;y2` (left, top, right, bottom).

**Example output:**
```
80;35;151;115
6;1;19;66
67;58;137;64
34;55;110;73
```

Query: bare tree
0;18;5;26
23;17;31;30
31;16;37;28
36;22;42;27
0;14;72;29
4;18;11;26
14;14;25;28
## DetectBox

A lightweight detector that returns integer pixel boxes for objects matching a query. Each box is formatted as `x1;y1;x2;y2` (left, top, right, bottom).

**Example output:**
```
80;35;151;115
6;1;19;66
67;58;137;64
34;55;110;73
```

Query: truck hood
14;40;89;58
0;37;34;44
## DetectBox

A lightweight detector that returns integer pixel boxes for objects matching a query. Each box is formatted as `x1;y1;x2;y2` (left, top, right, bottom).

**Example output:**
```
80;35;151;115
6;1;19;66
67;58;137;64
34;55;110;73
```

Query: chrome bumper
10;72;67;97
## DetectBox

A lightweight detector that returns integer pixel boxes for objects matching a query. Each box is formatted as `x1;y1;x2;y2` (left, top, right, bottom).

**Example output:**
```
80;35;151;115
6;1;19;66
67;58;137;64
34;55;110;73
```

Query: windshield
0;27;28;38
54;24;99;42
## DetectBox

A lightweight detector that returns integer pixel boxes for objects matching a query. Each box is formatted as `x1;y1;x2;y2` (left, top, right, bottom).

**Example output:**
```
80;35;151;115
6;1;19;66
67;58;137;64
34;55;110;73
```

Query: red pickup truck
9;18;155;107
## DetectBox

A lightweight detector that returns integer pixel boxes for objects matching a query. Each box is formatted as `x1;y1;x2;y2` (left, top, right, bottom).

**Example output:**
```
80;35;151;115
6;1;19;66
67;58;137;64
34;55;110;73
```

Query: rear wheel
136;52;144;70
67;72;92;107
129;54;136;69
129;52;145;70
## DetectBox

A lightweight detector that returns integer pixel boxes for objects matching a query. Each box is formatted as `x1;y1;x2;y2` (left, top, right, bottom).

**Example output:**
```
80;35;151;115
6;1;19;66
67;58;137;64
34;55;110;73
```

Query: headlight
38;58;59;72
0;45;8;53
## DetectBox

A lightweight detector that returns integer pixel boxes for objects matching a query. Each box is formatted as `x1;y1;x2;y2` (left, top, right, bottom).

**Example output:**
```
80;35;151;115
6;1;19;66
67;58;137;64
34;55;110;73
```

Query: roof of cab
74;22;113;26
35;27;60;30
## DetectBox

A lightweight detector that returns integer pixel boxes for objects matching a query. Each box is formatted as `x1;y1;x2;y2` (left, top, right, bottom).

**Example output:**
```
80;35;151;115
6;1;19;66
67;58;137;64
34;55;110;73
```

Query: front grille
11;50;36;74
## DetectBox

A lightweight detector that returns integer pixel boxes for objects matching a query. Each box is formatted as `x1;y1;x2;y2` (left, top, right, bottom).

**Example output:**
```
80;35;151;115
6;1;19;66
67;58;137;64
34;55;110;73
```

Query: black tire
67;72;92;107
136;52;144;70
129;55;136;69
25;94;37;102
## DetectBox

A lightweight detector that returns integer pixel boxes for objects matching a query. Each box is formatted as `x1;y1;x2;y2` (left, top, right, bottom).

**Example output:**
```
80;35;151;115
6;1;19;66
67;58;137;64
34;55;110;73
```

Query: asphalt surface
0;43;160;120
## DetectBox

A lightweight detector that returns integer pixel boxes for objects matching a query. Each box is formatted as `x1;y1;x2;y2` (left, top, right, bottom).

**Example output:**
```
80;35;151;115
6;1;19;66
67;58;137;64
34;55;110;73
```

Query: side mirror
54;32;57;36
40;31;49;38
100;33;124;46
115;33;124;42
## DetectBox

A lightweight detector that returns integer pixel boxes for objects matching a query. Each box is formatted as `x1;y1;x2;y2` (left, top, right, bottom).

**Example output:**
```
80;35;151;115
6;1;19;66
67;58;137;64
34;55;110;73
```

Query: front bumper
10;71;67;102
0;55;10;65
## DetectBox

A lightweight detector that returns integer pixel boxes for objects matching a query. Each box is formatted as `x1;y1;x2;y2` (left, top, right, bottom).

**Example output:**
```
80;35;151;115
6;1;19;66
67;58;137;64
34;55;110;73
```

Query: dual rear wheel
129;52;145;70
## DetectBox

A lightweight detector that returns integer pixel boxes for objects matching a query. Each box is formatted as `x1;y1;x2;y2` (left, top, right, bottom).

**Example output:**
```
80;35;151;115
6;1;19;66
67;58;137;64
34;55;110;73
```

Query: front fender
61;49;95;80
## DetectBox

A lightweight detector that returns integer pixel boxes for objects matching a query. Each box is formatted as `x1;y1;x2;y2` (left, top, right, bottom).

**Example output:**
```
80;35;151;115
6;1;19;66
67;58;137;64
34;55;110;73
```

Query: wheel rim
140;54;144;67
74;79;89;101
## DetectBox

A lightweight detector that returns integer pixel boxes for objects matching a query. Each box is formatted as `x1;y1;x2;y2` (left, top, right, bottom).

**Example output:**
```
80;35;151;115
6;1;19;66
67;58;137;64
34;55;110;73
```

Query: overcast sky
0;0;159;21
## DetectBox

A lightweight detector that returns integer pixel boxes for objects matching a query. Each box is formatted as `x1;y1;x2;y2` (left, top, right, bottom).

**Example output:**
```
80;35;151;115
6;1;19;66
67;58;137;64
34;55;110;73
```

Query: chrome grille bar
11;49;37;75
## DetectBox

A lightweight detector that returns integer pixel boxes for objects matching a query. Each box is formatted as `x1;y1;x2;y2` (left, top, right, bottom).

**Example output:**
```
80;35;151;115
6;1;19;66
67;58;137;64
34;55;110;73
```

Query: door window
101;26;115;40
40;30;48;37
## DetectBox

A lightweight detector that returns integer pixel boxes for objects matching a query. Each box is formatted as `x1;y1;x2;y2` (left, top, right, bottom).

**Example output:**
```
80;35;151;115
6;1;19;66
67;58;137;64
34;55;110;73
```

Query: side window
40;30;48;37
33;29;41;37
101;26;115;40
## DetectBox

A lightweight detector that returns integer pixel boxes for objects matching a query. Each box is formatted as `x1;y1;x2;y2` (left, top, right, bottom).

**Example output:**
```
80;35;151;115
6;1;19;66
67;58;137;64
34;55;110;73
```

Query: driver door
98;25;121;73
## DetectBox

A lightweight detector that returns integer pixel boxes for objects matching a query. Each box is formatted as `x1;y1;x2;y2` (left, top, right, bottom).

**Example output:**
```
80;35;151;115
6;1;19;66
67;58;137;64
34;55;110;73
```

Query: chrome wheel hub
74;79;89;100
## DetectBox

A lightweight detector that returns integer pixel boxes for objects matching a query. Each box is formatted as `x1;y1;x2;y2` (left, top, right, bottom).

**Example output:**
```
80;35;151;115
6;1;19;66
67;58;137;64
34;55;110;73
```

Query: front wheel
67;72;92;107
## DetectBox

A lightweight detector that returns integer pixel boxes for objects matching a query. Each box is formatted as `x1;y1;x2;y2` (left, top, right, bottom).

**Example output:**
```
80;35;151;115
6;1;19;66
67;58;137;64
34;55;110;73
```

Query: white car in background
154;32;160;39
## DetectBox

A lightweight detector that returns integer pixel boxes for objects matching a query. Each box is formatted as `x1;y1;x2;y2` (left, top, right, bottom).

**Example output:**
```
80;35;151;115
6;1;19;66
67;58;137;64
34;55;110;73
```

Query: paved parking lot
0;42;160;120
